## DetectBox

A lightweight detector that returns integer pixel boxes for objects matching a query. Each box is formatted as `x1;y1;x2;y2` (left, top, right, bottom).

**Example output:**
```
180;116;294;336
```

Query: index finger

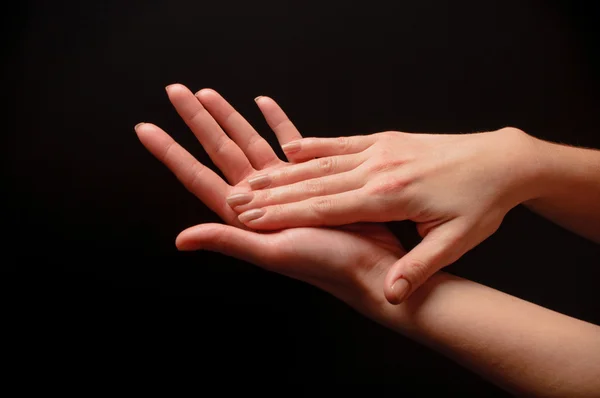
135;122;237;224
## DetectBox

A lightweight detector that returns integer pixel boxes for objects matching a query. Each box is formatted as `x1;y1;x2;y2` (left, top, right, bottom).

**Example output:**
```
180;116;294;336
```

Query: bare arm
525;137;600;243
137;86;600;396
230;128;600;303
370;269;600;397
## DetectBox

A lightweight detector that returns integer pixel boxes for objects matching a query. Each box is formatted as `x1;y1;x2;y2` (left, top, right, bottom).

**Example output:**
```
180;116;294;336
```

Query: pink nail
281;141;301;154
248;174;271;190
226;193;253;207
238;208;265;224
391;278;410;304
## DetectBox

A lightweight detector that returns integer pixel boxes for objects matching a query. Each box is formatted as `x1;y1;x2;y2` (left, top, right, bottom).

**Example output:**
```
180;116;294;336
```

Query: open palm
136;84;405;310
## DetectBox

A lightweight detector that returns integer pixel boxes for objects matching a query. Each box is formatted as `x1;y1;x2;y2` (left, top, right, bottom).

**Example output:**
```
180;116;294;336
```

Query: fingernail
248;174;271;190
391;278;411;304
135;122;145;130
226;193;253;207
282;141;301;154
238;208;265;224
254;96;263;102
165;84;174;92
196;88;212;98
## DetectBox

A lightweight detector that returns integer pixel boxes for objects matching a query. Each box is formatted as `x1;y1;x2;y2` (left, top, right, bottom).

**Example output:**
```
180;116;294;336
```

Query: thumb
176;223;274;266
383;221;467;305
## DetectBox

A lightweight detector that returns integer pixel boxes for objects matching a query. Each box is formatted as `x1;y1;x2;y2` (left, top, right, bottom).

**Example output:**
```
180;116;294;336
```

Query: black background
4;0;600;394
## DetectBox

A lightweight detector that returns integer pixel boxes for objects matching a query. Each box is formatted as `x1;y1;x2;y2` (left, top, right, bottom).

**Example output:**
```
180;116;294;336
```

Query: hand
135;84;406;314
228;128;541;303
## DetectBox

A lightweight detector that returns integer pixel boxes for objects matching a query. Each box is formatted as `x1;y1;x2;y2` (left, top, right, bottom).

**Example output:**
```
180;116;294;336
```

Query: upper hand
227;128;541;303
135;84;406;313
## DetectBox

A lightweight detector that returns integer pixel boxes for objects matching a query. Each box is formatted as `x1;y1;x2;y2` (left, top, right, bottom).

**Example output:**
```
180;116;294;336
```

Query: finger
165;84;253;184
135;122;236;223
383;221;467;305
176;223;275;267
196;89;281;169
254;96;303;149
237;189;381;230
230;171;364;213
280;135;376;162
244;153;365;191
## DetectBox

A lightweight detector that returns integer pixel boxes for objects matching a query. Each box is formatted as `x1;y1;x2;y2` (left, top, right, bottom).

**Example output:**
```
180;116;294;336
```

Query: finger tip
165;83;186;94
174;233;187;250
237;208;266;227
134;122;145;133
384;287;401;305
175;230;198;251
385;278;411;305
254;95;275;108
391;275;411;304
195;88;218;100
134;122;155;139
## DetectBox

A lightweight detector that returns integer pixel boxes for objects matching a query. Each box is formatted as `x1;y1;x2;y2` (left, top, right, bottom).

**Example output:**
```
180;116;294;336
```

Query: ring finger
227;170;365;213
245;153;366;190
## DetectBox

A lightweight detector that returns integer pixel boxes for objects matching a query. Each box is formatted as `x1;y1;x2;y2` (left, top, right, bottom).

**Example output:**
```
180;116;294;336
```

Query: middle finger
166;84;253;184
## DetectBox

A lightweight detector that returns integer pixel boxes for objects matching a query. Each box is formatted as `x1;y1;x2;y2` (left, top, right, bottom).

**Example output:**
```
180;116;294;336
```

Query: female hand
229;129;543;303
135;84;406;314
137;97;600;397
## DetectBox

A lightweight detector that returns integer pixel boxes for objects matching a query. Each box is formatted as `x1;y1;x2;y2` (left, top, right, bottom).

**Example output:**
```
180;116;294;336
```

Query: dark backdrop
4;0;600;394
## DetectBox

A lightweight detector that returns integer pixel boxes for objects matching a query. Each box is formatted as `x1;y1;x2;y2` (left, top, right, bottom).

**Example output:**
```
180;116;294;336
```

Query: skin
229;129;600;305
136;85;600;396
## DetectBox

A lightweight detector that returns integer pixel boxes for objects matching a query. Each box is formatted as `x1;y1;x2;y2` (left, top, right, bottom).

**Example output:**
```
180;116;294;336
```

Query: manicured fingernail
238;208;265;223
282;141;301;154
165;84;174;92
391;278;410;304
248;174;271;190
226;193;253;207
254;96;263;102
135;122;145;130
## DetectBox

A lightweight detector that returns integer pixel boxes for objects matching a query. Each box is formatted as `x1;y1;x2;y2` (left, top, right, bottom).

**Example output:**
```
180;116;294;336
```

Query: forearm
524;134;600;243
363;271;600;397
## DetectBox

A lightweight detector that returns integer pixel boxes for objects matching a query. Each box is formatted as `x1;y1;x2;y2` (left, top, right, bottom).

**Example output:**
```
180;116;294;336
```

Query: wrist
493;127;549;206
336;254;406;325
515;131;570;205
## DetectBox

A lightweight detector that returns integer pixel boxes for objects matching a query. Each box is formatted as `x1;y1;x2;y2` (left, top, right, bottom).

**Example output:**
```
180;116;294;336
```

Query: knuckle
499;126;525;136
160;141;178;163
273;168;290;184
337;136;350;151
271;118;292;132
259;188;273;204
244;134;263;152
187;161;206;189
366;157;405;174
309;198;332;214
378;131;396;140
317;157;336;174
303;179;324;195
187;107;208;124
367;177;408;195
213;137;233;155
404;259;430;281
268;204;285;218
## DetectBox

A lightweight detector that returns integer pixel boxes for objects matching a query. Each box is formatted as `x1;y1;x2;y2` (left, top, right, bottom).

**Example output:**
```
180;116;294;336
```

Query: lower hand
135;84;406;313
227;128;542;303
